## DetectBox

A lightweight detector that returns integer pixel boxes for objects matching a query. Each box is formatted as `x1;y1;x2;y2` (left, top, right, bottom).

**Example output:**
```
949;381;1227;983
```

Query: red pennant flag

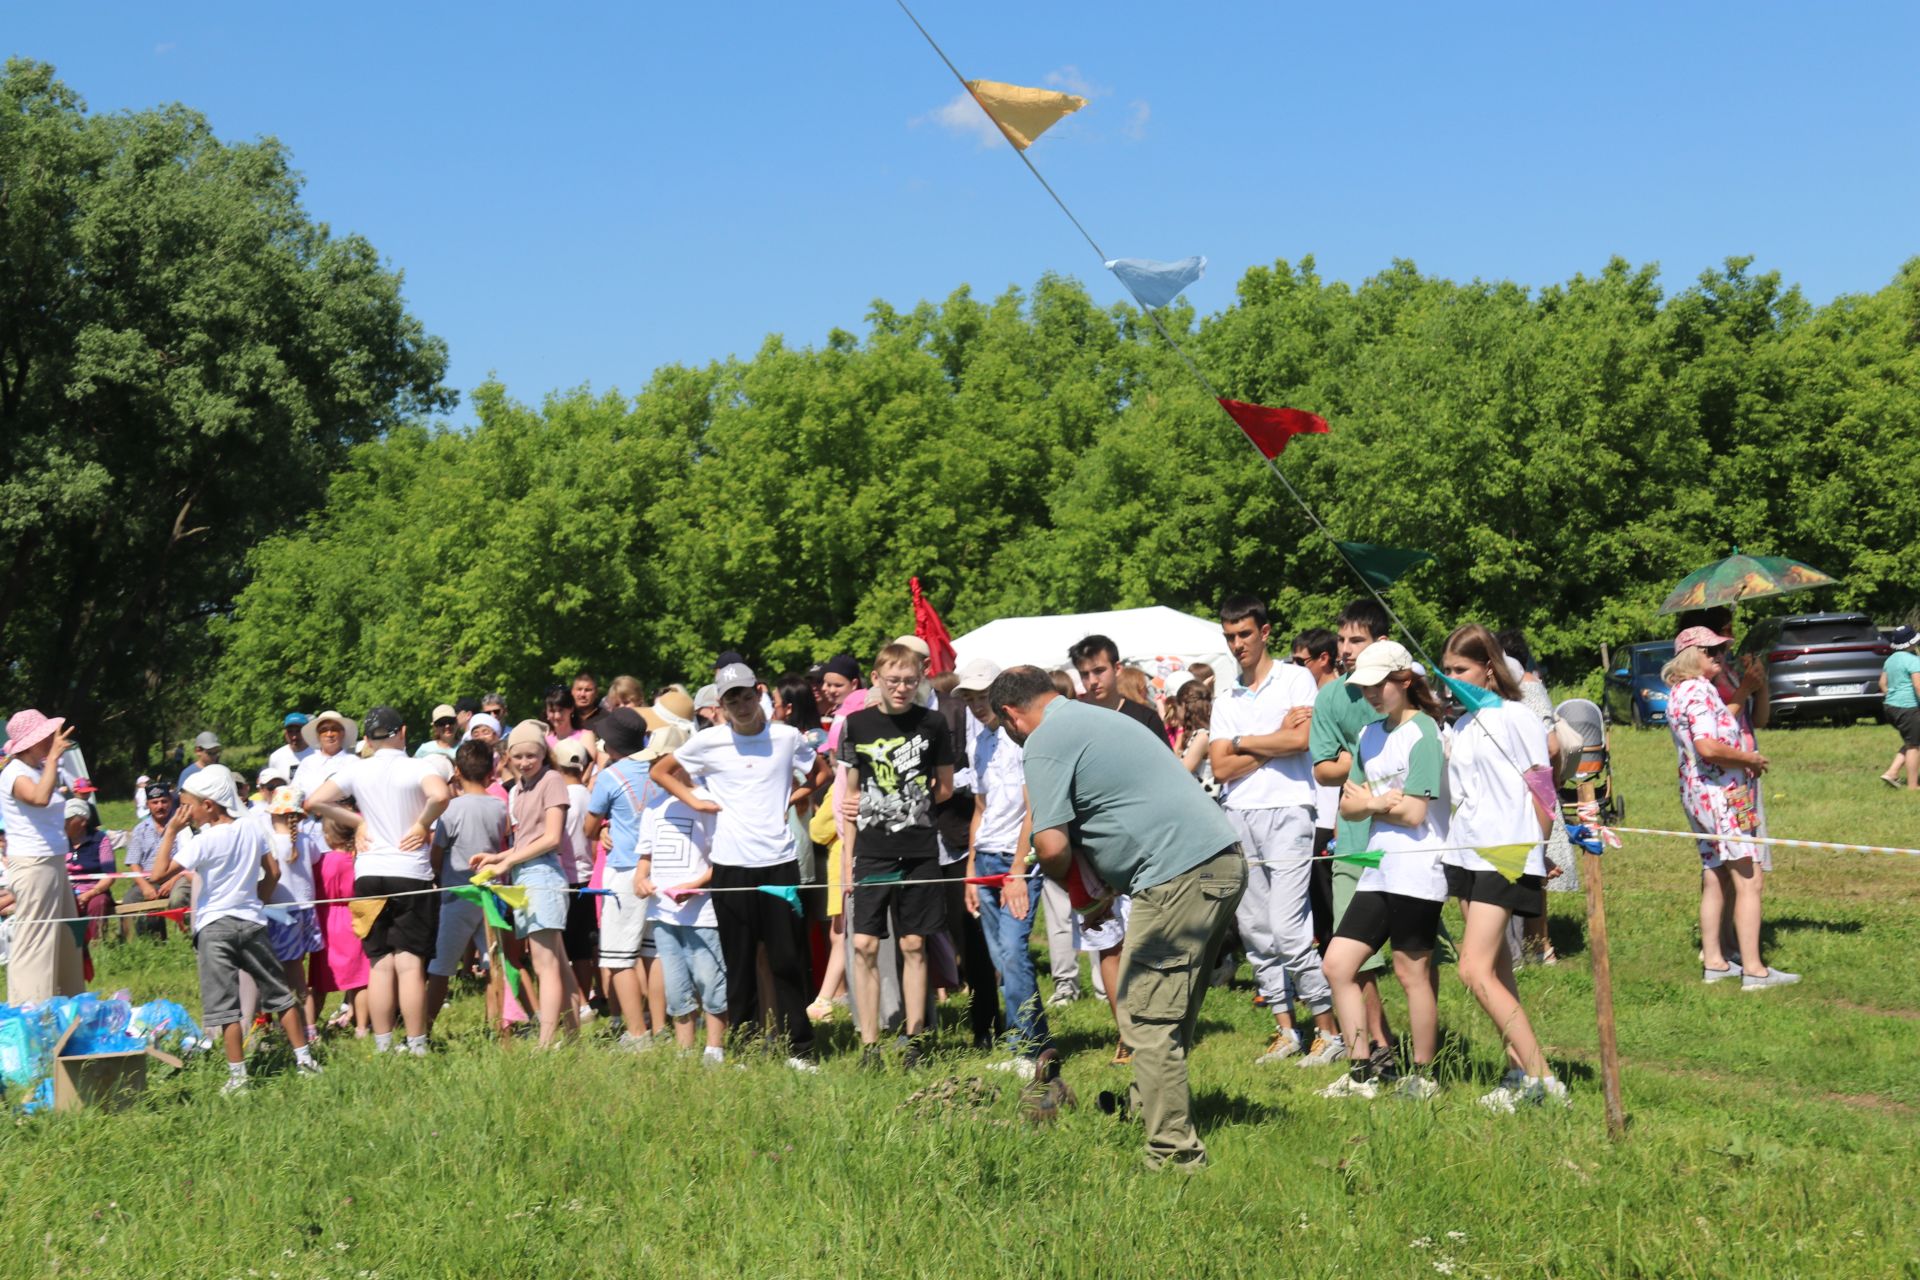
963;874;1011;888
910;576;957;676
1217;398;1329;458
156;907;191;926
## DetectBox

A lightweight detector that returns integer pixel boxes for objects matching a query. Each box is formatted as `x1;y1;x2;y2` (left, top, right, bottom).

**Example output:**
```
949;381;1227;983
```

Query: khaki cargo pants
1119;845;1246;1169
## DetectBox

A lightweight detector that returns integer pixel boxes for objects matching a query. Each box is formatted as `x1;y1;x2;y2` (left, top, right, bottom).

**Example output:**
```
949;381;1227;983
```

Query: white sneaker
1046;985;1080;1009
1522;1075;1571;1108
1256;1028;1303;1064
1478;1084;1521;1113
702;1046;725;1067
1392;1074;1440;1101
1741;968;1801;992
786;1056;821;1074
1318;1073;1378;1099
988;1057;1038;1082
1297;1034;1348;1067
220;1074;249;1096
295;1058;325;1078
1702;965;1742;983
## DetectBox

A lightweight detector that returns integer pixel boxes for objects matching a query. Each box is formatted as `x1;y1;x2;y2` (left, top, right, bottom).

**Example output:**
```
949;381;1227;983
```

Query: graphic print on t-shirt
856;734;935;835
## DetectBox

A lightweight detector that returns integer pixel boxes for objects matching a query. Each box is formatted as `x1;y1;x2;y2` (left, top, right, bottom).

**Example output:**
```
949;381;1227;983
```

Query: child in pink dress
308;816;371;1036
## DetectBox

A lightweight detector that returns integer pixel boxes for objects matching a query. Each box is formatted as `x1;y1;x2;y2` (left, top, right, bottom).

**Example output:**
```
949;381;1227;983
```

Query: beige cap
1348;640;1414;688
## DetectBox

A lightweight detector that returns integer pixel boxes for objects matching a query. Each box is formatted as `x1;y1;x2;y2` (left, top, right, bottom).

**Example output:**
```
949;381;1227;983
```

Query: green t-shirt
1023;696;1237;895
1886;651;1920;710
1309;675;1386;861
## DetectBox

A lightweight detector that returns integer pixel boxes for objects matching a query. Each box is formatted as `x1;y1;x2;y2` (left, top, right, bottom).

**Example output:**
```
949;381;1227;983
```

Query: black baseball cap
715;649;747;669
363;705;405;739
454;696;482;715
596;707;648;759
144;781;174;802
824;653;861;680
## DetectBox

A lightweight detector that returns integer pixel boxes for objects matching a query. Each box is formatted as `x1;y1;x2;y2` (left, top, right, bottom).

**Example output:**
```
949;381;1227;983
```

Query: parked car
1604;641;1674;728
1738;612;1893;724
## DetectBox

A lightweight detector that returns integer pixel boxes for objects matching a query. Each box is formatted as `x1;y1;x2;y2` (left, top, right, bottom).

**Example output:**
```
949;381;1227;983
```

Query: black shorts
1889;704;1920;750
354;875;441;962
1333;890;1443;954
563;890;600;964
850;856;947;940
1444;865;1546;919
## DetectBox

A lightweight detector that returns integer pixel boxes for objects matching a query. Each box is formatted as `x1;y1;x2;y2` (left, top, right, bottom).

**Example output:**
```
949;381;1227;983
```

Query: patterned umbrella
1658;552;1837;615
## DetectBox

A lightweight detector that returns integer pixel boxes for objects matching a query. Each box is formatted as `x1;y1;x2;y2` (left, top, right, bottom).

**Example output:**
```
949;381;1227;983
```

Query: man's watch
1232;735;1243;753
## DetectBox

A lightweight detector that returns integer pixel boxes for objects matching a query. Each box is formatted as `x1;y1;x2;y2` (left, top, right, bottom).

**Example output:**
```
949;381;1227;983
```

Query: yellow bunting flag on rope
965;79;1087;149
487;882;531;911
1478;844;1535;883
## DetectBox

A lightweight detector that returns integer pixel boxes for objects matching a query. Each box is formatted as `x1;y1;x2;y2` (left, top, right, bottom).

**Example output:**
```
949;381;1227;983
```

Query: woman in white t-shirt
0;709;86;1002
1439;624;1568;1111
1321;642;1449;1100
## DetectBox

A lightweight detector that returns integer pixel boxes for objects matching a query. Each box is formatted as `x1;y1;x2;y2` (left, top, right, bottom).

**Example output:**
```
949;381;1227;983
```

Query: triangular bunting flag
758;884;805;916
449;883;513;930
1331;847;1385;869
965;79;1087;150
856;869;907;886
1334;540;1434;590
963;874;1011;888
1436;671;1504;714
348;899;385;938
1217;398;1329;459
487;883;531;911
1105;255;1206;309
1478;844;1534;883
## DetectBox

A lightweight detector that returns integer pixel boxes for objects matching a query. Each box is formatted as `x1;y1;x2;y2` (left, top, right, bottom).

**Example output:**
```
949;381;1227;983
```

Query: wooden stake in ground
1578;779;1626;1139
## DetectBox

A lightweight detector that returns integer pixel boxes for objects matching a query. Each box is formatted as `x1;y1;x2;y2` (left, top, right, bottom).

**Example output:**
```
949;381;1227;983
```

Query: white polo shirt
1212;660;1319;811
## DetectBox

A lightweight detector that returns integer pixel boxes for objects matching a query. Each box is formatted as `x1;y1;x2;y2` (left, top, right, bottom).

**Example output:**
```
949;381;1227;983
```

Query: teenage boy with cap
1209;593;1341;1066
651;662;828;1069
178;731;223;791
836;642;956;1067
415;706;462;761
267;713;315;781
304;706;450;1056
146;764;322;1092
586;708;668;1050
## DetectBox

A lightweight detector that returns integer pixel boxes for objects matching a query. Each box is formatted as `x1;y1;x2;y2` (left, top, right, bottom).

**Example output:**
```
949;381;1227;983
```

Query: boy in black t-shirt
836;642;955;1064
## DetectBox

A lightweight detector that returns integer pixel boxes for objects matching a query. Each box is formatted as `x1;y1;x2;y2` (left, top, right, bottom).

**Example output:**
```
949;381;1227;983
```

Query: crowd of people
0;595;1824;1166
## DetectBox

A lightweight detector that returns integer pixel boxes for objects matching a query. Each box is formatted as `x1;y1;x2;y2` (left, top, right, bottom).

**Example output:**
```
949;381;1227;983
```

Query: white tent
950;606;1231;679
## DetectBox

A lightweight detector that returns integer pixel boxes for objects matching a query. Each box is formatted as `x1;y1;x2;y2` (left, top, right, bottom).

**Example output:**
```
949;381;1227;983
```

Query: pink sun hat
4;708;66;757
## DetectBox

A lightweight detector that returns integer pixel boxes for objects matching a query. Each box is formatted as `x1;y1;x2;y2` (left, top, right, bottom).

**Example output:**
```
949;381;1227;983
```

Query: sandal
806;998;835;1023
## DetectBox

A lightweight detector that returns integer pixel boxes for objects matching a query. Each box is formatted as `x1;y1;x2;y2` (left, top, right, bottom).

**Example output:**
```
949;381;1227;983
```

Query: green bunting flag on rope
1437;671;1504;713
1334;540;1434;590
758;884;805;916
855;870;907;886
448;884;513;931
1332;847;1385;869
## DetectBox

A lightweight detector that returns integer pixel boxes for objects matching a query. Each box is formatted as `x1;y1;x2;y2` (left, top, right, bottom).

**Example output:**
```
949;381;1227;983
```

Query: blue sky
11;2;1918;415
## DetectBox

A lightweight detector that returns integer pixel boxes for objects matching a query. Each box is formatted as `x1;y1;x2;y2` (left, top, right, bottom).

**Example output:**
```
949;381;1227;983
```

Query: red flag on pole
910;577;957;676
1217;398;1329;458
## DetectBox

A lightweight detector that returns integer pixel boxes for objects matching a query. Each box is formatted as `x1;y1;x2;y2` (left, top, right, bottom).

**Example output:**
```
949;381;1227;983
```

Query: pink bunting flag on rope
1217;398;1329;459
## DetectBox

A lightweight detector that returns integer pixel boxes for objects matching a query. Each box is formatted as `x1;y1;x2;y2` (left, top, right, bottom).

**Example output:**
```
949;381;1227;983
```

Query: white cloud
913;91;1004;148
1124;99;1150;141
1044;65;1099;98
154;41;177;56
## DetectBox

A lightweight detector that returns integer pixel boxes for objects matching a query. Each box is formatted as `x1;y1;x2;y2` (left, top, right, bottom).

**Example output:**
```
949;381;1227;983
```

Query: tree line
5;61;1915;771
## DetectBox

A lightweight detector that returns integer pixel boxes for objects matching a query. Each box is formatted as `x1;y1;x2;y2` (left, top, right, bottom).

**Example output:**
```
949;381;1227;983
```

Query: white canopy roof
950;606;1231;678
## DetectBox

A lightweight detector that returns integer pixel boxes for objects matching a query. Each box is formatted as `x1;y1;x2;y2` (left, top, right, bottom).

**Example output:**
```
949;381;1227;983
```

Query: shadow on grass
1192;1088;1288;1127
1763;916;1863;939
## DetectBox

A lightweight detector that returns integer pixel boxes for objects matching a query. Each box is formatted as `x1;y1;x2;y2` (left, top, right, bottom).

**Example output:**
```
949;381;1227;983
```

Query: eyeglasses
875;675;920;688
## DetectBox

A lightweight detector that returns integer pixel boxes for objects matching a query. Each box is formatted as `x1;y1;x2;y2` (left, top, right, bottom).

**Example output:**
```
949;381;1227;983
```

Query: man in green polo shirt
988;665;1244;1171
1309;600;1394;1055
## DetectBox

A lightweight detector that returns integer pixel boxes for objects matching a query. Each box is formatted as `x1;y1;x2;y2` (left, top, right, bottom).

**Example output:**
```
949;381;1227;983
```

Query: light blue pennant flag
1105;255;1206;309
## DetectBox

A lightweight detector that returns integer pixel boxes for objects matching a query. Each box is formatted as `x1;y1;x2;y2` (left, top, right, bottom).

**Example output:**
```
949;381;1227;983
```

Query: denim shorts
655;921;727;1017
512;856;573;939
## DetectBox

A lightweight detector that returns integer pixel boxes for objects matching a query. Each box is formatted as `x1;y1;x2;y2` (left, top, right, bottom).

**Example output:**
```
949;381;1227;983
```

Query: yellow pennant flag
966;79;1087;150
1478;844;1535;884
487;882;531;911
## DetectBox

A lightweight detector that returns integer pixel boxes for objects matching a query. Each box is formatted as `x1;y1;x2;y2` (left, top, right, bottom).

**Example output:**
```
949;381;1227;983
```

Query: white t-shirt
0;758;69;860
563;782;593;884
268;743;315;782
331;747;436;880
1445;700;1551;877
293;748;359;796
670;722;817;868
267;820;323;907
1213;660;1320;811
1353;715;1450;901
174;820;269;932
643;787;719;928
972;727;1027;854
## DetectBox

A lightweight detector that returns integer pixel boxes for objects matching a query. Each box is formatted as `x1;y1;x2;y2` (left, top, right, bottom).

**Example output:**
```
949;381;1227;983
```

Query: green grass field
5;723;1918;1278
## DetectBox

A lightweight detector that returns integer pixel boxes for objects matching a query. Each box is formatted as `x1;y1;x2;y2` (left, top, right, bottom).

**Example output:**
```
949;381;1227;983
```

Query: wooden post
1578;779;1626;1140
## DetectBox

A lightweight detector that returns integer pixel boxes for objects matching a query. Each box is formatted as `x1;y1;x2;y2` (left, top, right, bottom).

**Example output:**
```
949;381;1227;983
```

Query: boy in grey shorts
147;764;322;1094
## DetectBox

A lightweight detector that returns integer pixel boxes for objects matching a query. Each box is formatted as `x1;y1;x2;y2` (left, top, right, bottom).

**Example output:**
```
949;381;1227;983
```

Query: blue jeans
973;851;1052;1056
656;922;728;1018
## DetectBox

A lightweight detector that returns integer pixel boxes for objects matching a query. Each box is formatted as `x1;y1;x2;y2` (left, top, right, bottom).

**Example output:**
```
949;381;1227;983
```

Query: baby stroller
1553;697;1623;826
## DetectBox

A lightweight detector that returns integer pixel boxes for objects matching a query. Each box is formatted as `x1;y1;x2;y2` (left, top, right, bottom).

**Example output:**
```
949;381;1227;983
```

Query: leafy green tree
0;60;451;766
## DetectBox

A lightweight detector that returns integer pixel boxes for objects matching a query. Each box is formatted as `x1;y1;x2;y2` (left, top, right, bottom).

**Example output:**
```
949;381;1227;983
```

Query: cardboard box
49;1018;183;1113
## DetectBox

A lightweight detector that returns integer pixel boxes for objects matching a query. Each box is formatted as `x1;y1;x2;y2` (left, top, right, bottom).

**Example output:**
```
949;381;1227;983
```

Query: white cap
182;763;246;819
693;684;721;710
1163;671;1195;699
1348;640;1415;688
431;703;458;723
893;634;932;659
64;797;92;821
953;657;1001;692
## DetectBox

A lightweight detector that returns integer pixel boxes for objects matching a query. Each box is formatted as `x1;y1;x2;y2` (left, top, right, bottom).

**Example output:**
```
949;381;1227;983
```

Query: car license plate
1818;683;1866;696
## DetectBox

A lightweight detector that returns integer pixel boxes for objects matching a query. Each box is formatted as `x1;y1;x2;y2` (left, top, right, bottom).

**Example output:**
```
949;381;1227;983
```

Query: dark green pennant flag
1335;540;1434;590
